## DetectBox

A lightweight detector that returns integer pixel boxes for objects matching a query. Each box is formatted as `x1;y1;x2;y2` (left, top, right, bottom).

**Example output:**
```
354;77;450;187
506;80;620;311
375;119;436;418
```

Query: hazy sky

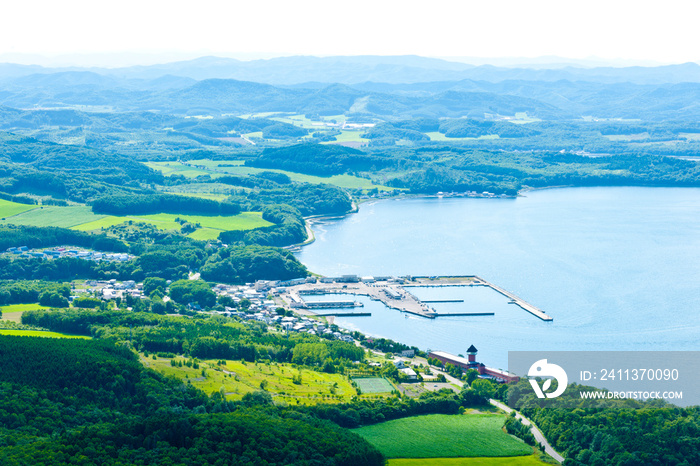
3;0;699;66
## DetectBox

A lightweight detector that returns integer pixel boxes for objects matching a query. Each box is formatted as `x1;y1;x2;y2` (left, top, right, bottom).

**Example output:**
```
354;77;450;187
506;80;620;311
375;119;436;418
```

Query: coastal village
64;273;522;386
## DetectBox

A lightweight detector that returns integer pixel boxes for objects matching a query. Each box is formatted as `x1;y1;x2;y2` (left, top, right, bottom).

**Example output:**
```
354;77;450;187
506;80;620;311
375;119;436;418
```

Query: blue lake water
294;187;700;370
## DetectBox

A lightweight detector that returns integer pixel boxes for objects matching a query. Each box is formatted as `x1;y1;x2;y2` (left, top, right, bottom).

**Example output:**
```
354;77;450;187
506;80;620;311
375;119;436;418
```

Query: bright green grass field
0;205;106;228
0;329;91;339
354;414;532;459
0;199;38;219
0;198;270;239
144;357;358;405
388;456;545;465
0;303;50;313
0;304;51;323
73;212;272;239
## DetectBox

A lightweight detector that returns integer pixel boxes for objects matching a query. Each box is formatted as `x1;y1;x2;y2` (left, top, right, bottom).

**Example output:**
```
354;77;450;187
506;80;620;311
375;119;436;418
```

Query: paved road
489;399;565;464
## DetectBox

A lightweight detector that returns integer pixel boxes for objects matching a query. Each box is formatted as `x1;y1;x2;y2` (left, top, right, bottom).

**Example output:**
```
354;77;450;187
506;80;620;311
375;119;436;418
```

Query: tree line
246;143;395;176
0;224;128;252
219;204;307;247
91;193;241;216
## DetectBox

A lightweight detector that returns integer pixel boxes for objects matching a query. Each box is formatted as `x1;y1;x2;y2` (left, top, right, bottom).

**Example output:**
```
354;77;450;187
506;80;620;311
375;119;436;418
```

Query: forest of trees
0;280;70;306
242;183;352;216
246;143;396;176
0;225;128;252
507;379;700;465
200;244;308;283
92;193;241;216
219;204;308;247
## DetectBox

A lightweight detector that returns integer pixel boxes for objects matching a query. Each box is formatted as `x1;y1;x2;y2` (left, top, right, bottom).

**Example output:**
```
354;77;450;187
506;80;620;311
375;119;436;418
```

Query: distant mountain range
1;55;699;121
2;55;700;86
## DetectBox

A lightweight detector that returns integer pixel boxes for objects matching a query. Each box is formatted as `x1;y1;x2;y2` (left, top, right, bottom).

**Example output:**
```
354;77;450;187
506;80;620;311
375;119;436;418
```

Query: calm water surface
295;187;700;369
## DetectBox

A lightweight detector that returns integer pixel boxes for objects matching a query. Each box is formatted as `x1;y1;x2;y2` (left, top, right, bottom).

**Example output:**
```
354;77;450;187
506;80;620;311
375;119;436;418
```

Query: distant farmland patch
0;304;51;324
0;201;270;240
0;199;37;219
0;329;91;339
73;211;272;238
0;205;106;228
388;456;545;465
354;414;532;459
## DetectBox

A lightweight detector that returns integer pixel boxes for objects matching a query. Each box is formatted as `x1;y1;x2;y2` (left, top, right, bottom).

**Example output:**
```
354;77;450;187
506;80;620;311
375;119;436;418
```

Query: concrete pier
475;277;553;321
423;299;465;303
280;275;552;321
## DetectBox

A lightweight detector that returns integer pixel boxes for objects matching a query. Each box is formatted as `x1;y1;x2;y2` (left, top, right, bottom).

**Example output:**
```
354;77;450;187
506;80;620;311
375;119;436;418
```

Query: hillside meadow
355;414;532;459
0;199;271;240
143;356;362;405
0;199;37;218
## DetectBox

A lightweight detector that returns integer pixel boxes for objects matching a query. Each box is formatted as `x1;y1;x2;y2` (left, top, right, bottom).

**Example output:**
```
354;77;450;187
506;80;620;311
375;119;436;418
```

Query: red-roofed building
429;346;519;383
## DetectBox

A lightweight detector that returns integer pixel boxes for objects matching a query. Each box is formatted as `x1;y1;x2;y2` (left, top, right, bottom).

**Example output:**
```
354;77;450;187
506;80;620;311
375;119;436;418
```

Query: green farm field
0;199;270;239
0;205;105;228
354;414;532;459
0;199;37;218
0;303;51;313
388;456;546;465
73;211;271;233
0;304;51;323
325;130;370;144
143;357;359;405
0;329;91;339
